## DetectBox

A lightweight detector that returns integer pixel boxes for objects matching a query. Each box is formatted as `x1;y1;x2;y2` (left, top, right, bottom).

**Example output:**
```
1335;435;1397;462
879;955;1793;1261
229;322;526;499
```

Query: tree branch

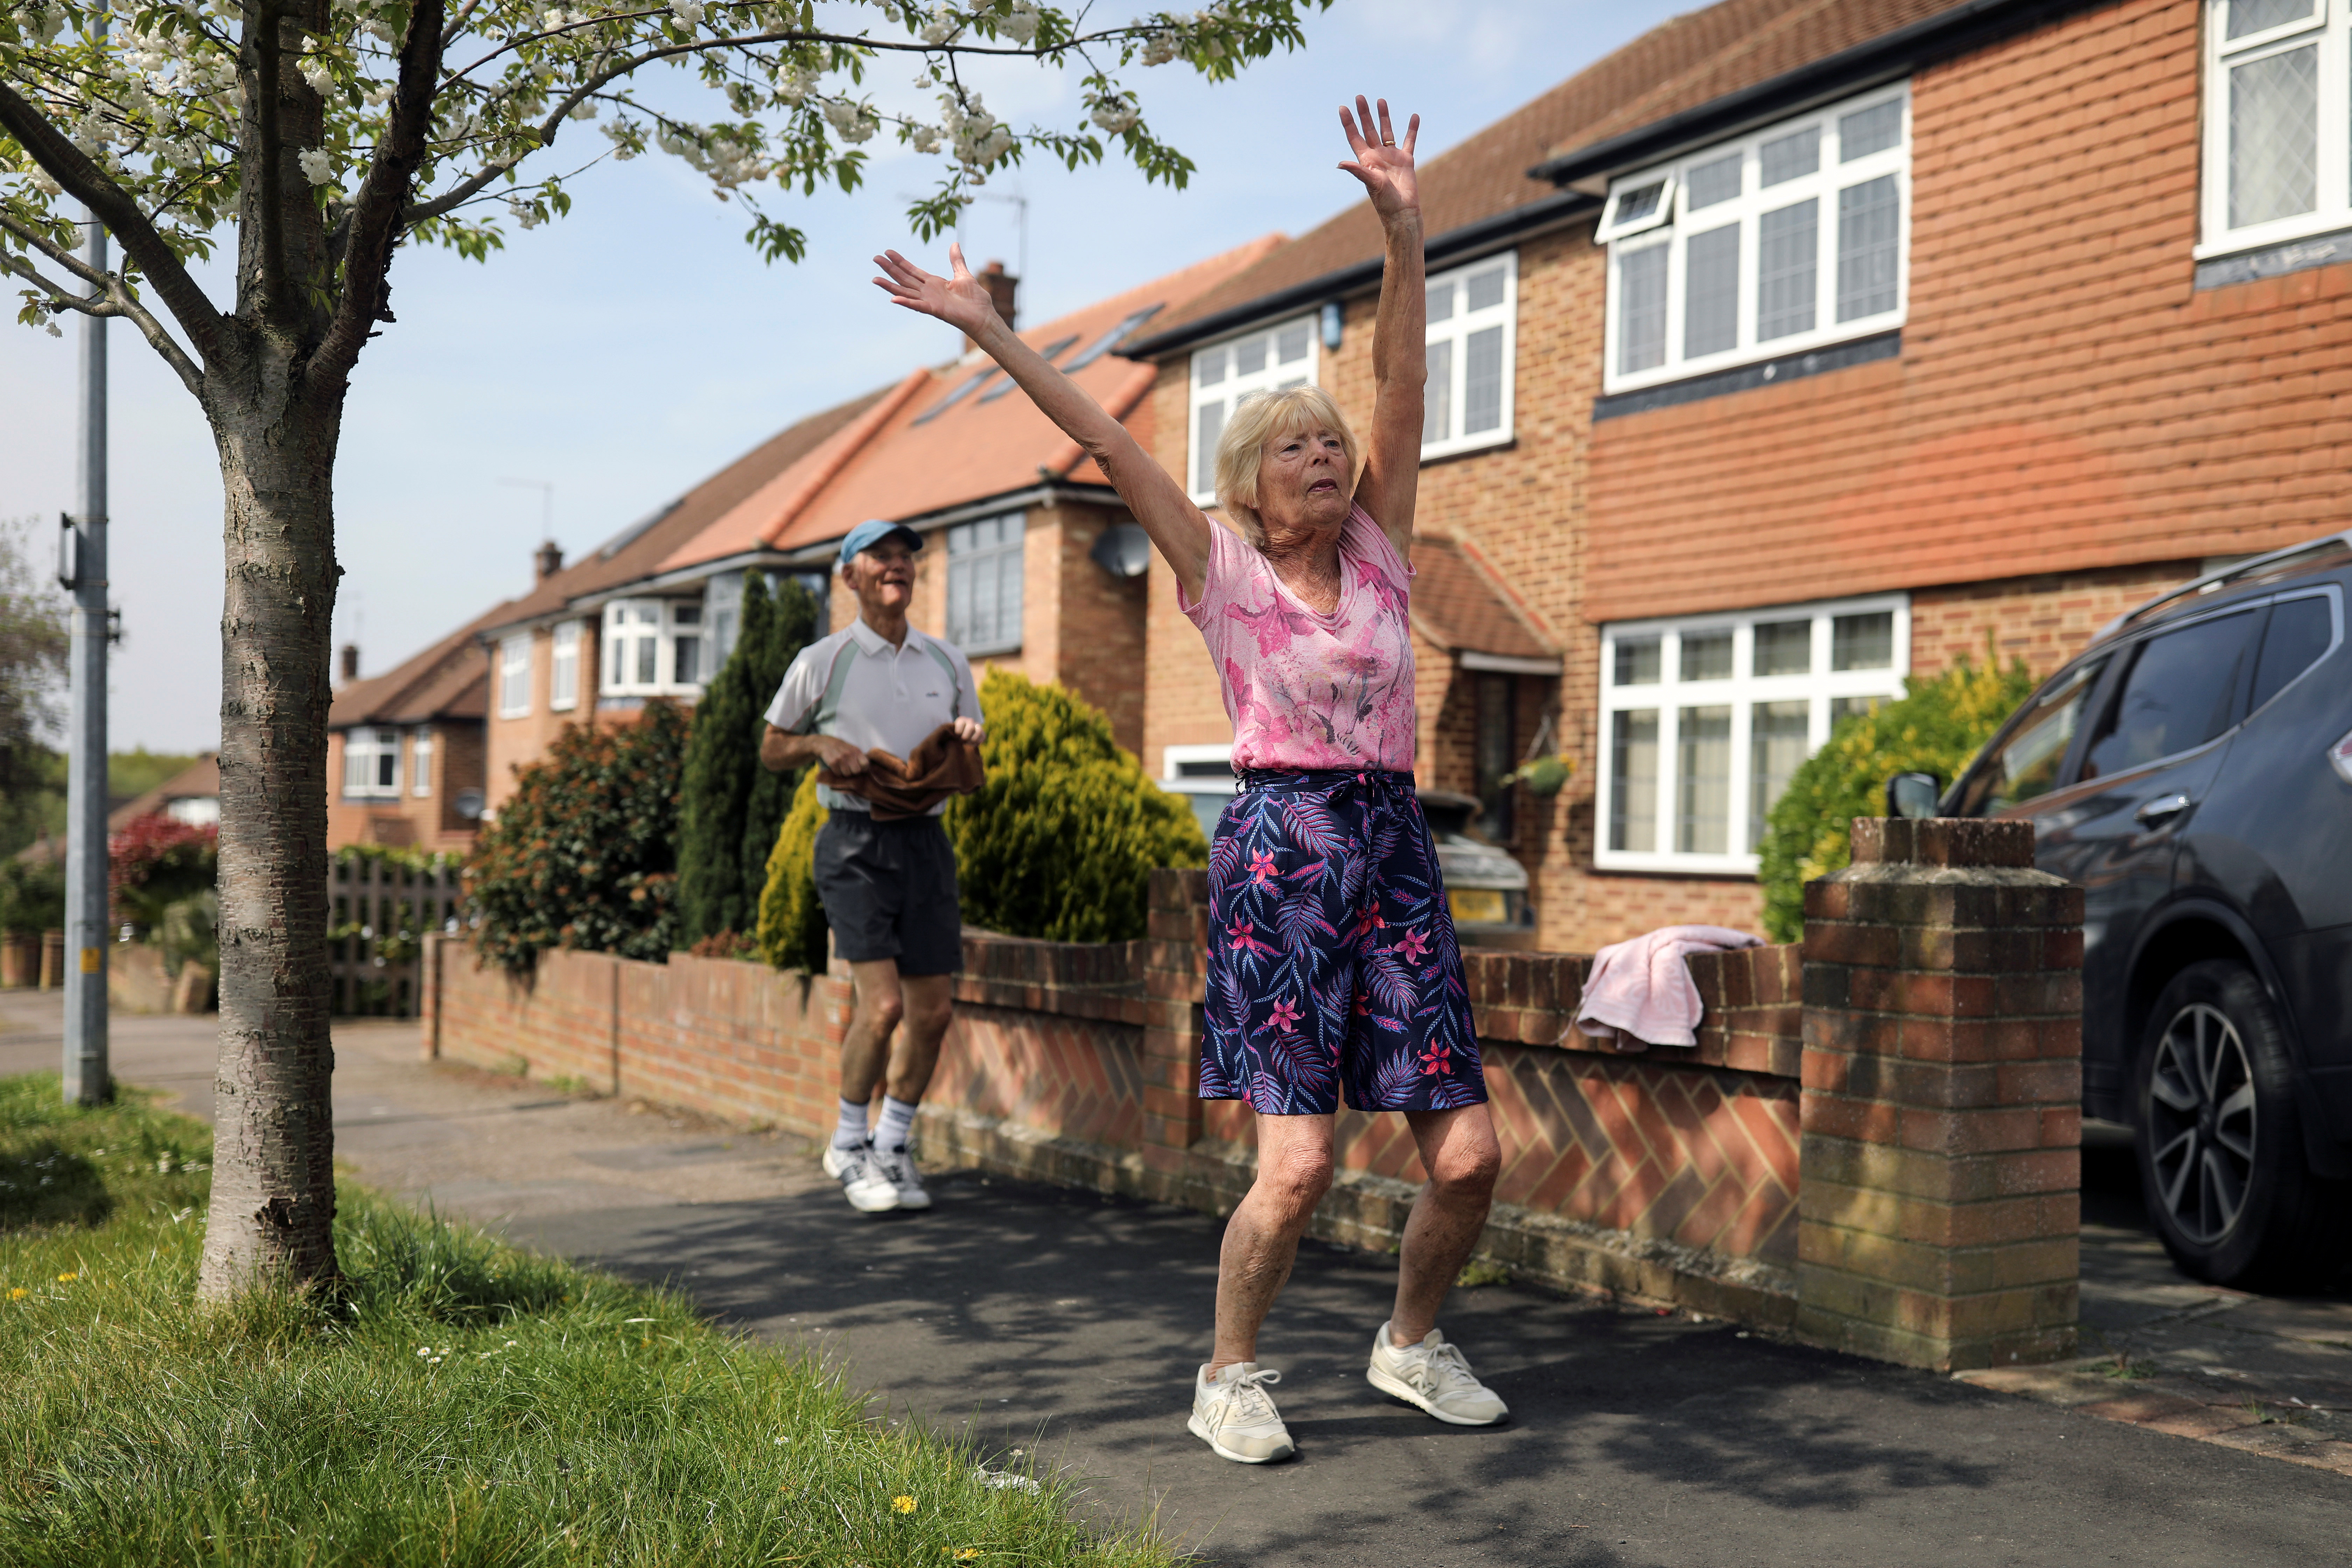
0;78;229;368
312;0;447;390
0;215;207;395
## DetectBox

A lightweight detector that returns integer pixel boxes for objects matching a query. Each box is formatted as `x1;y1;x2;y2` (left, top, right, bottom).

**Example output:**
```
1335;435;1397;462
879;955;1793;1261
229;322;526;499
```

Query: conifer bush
676;575;821;946
468;701;690;972
1757;655;2041;942
756;766;832;975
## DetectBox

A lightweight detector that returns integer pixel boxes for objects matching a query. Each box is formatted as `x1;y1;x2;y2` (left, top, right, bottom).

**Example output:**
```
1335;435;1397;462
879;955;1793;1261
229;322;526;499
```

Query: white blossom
507;195;543;229
669;0;704;27
1090;96;1137;135
364;83;393;106
1139;34;1178;66
908;123;939;154
1001;1;1038;46
919;13;957;44
297;146;337;184
823;99;876;145
300;58;335;95
364;18;398;43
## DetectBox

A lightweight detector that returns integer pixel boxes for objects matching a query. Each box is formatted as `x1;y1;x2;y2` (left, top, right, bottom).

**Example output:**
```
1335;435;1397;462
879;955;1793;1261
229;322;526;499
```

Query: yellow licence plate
1449;889;1508;925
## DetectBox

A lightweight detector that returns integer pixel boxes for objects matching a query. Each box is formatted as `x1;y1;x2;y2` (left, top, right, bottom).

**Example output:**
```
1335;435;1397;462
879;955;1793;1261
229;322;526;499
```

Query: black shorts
812;812;963;975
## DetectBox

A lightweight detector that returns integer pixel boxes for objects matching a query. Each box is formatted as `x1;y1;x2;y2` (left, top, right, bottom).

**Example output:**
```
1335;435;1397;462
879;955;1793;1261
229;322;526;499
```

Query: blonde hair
1212;384;1361;548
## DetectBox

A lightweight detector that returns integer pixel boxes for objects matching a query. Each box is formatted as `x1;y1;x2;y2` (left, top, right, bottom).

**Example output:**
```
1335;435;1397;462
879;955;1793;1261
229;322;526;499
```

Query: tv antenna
497;477;554;541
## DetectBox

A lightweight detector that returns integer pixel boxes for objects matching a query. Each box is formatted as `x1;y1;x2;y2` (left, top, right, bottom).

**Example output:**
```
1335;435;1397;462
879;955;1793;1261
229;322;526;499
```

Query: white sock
875;1095;919;1153
832;1098;869;1151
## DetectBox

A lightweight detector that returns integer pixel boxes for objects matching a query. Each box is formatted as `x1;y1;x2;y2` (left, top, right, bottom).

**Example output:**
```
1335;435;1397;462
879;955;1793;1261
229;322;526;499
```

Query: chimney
338;644;359;684
963;259;1018;352
535;540;564;582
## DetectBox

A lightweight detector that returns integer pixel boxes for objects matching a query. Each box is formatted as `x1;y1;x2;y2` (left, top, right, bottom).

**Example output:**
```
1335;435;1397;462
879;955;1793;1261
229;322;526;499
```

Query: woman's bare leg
1388;1102;1502;1344
1208;1111;1335;1375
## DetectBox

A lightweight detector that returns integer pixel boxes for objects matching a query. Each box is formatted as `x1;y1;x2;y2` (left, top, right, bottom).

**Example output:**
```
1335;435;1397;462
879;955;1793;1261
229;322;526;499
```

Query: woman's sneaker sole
1366;1365;1506;1426
1186;1412;1293;1464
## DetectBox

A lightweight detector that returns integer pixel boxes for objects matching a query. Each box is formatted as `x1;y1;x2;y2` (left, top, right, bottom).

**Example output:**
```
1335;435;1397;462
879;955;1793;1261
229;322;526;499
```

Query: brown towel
818;723;986;822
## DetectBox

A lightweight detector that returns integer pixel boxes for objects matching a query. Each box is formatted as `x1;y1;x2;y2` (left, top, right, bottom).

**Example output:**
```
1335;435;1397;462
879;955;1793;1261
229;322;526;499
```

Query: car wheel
2134;959;2350;1289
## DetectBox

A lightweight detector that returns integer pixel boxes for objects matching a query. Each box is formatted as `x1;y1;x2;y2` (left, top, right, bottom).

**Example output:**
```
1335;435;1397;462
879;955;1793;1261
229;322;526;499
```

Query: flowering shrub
466;701;690;972
108;815;218;932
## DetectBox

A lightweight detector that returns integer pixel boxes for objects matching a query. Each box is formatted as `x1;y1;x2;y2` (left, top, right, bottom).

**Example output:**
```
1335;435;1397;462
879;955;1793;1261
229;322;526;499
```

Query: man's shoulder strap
914;636;964;716
796;638;862;735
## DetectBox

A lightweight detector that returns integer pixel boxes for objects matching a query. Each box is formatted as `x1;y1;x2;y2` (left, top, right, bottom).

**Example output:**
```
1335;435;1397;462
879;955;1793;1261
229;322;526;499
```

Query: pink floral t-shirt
1180;505;1417;773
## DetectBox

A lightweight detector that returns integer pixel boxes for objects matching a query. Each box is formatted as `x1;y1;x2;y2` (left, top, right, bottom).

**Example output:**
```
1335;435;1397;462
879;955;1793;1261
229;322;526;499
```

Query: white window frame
410;729;434;797
1421;251;1519;461
598;599;704;698
1601;84;1911;396
945;513;1026;656
1595;593;1910;875
2198;0;2352;257
341;726;402;799
1187;315;1319;504
550;618;581;711
497;634;532;719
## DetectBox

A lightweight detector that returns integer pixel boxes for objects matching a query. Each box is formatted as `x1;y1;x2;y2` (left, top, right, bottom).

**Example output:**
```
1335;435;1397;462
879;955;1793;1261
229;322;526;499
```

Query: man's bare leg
839;957;909;1105
1208;1112;1335;1376
1388;1102;1502;1344
883;972;954;1103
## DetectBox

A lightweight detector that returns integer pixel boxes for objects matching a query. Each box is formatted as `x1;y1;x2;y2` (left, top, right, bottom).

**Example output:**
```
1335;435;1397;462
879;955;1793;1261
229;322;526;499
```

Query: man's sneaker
1187;1363;1295;1464
874;1145;931;1210
1366;1323;1508;1426
820;1141;899;1213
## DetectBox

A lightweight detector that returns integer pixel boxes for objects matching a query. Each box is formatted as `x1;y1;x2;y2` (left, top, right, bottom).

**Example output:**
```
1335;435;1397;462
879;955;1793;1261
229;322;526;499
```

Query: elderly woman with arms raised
873;97;1506;1464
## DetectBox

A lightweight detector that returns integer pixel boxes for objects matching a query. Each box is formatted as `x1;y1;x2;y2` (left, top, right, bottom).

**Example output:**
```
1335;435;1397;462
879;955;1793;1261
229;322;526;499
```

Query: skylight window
980;335;1080;400
914;367;999;424
1063;304;1166;373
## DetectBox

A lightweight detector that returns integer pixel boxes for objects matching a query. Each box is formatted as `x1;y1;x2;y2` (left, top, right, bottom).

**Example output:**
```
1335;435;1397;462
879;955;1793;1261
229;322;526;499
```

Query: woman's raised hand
872;243;1000;340
1338;95;1420;222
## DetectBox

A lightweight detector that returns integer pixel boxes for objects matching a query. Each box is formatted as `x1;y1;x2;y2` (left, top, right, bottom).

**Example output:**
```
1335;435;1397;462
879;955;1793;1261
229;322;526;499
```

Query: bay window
600;599;705;697
1596;595;1909;873
1188;316;1317;502
1601;85;1909;394
2200;0;2352;257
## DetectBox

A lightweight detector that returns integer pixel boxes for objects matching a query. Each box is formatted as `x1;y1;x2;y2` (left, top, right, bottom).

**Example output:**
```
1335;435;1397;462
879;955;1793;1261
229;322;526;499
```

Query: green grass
0;1074;1175;1567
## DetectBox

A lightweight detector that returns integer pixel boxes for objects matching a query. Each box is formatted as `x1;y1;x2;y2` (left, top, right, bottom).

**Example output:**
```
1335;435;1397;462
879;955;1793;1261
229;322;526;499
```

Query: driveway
5;992;2348;1566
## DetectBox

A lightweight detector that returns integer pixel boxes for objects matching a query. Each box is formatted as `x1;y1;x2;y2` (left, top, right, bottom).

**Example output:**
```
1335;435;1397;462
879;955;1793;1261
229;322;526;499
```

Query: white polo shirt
764;617;983;815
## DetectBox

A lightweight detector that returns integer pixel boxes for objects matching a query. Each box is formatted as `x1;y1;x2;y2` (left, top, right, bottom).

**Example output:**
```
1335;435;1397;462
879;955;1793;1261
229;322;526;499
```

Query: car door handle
2135;793;2192;827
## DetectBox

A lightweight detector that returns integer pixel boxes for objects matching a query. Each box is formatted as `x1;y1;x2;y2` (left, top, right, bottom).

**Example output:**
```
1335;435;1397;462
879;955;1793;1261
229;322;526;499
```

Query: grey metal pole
62;212;109;1106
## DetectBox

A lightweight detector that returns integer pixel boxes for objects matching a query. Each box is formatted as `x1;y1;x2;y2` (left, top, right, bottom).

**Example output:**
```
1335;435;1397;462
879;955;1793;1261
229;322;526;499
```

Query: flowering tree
0;0;1329;1300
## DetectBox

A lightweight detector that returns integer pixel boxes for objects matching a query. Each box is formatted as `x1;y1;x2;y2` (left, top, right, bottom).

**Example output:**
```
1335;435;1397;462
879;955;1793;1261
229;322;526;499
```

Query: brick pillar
1797;818;2083;1371
1142;868;1209;1179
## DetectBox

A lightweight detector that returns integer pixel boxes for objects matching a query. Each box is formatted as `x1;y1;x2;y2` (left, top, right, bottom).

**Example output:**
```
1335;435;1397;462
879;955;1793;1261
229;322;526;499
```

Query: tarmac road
5;995;2348;1566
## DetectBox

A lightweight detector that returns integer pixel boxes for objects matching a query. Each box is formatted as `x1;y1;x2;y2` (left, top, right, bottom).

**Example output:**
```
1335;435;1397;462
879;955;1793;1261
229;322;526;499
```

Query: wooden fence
330;854;464;1017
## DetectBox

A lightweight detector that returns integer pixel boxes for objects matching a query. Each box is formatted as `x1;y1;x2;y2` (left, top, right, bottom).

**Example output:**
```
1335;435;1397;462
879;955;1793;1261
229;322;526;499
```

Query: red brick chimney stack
535;540;564;582
963;260;1017;352
338;644;359;684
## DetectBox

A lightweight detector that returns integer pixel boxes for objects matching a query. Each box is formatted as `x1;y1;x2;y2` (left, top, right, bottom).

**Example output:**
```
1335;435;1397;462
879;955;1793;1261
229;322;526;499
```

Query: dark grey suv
1910;533;2352;1288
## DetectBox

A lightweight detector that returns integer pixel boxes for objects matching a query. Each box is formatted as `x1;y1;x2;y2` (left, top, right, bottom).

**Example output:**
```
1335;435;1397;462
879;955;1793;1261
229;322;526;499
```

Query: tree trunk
196;367;343;1300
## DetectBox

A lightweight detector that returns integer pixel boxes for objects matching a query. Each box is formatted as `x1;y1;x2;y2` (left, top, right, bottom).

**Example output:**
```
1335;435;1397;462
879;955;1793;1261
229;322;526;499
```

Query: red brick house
1126;0;2351;950
326;620;494;852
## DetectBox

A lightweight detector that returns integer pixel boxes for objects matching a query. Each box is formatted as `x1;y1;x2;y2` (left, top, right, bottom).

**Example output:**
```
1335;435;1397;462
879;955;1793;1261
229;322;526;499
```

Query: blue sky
0;0;1697;752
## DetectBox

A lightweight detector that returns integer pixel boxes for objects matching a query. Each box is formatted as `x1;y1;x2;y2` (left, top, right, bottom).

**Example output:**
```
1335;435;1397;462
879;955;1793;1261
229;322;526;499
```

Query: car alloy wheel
2143;1001;2256;1246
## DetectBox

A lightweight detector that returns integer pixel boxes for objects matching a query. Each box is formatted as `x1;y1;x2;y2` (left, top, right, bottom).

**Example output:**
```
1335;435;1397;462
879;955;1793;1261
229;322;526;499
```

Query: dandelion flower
55;1272;77;1283
892;1495;917;1514
955;1551;981;1561
8;1288;26;1301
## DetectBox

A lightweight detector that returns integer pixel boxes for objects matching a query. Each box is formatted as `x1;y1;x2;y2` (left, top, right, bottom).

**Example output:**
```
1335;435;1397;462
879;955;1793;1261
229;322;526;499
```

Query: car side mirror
1885;772;1942;820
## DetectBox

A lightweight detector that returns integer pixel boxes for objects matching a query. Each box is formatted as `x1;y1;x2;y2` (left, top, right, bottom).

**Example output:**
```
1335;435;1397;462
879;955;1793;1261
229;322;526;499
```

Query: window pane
552;650;574;707
2250;595;2332;709
999;549;1025;646
635;635;657;686
377;747;398;789
1276;323;1311;363
1680;630;1733;680
1475;672;1515;843
1830;694;1883;729
2229;0;2316;40
673;604;701;626
1466;266;1507;312
1618;244;1669;373
1235;334;1268;376
1610;709;1659;852
1836;174;1901;322
1195;400;1225;493
1832;610;1894;670
2230;44;2318;228
1749;699;1811;850
1614;179;1666;226
1196;345;1227;387
972;554;1001;647
1684;222;1741;358
1686;150;1742;209
1427;279;1456;322
674;636;700;686
1839;100;1904;161
2083;611;2262;777
1423;337;1454;445
1754;618;1812;676
1463;326;1505;435
947;555;971;645
1953;659;2108;816
1615;636;1662;686
1676;705;1732;854
1759;124;1820;186
343;744;366;792
1757;199;1819;341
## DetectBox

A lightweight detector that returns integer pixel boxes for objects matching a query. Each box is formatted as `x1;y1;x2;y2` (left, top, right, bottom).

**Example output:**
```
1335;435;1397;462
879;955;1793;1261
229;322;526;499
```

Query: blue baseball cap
835;519;922;571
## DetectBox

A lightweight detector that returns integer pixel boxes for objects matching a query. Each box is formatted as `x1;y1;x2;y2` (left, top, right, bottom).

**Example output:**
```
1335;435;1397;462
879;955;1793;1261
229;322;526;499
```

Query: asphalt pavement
6;991;2350;1566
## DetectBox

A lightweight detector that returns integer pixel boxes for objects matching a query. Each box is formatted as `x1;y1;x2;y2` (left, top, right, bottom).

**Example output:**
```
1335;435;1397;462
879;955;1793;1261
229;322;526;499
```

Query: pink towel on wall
1571;925;1765;1050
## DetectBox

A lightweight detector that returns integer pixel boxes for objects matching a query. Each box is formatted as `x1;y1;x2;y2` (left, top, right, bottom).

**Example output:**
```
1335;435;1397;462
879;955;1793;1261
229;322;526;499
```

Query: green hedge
1756;656;2040;942
755;766;831;975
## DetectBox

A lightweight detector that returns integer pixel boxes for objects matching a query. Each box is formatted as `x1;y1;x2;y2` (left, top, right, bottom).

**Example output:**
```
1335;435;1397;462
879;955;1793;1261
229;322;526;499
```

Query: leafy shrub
108;814;218;933
0;855;64;935
945;671;1206;943
676;574;820;944
467;700;689;972
756;766;831;974
1757;656;2042;941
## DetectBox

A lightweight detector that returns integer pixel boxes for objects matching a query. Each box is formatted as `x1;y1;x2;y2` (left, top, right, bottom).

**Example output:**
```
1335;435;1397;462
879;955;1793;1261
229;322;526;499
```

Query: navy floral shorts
1199;769;1486;1116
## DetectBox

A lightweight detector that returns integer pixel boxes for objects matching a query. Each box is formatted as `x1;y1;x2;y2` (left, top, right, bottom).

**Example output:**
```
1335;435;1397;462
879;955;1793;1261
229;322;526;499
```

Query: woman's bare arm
1337;98;1426;562
873;245;1213;603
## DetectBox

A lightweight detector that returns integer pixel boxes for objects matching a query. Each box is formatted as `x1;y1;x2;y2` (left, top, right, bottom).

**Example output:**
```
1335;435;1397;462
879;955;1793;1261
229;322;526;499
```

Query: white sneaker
1366;1323;1508;1426
820;1141;898;1213
873;1145;931;1210
1187;1363;1296;1464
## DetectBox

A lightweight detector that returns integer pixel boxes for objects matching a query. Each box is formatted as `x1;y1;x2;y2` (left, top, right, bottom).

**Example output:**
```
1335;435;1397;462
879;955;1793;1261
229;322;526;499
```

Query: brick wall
1911;559;2199;680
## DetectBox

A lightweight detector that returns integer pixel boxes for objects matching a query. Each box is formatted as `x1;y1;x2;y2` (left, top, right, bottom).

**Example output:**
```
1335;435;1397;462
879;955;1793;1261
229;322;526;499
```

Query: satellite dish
1090;521;1151;579
454;788;486;822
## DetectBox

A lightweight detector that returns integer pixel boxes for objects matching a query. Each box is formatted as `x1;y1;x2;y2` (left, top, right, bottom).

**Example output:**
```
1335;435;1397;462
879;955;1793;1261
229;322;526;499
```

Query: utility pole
61;211;109;1106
